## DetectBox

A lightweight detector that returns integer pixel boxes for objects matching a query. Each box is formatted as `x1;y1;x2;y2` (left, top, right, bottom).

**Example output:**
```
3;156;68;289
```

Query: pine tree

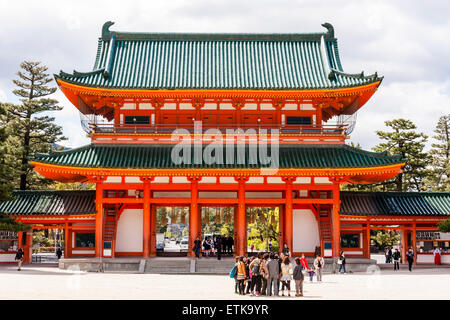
372;119;431;191
0;61;66;190
425;115;450;191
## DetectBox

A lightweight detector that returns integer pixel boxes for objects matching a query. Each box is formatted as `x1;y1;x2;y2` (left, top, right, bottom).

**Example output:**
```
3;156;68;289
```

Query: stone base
59;257;378;274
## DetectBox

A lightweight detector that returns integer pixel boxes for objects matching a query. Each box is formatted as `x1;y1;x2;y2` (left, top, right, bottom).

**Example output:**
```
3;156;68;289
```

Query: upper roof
32;144;403;169
340;191;450;217
0;190;96;216
55;22;382;91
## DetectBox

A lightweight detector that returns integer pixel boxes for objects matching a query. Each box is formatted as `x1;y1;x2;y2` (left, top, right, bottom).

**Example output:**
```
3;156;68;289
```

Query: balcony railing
90;123;347;136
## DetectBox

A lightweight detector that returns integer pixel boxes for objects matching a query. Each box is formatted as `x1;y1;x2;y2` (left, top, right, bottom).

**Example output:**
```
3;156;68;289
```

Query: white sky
0;0;449;149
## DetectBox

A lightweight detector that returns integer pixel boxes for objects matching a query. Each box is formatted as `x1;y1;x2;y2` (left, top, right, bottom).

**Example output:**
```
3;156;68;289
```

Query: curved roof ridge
341;144;404;161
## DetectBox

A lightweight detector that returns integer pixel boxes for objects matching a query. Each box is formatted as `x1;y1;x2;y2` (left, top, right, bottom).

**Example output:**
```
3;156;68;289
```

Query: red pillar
142;177;153;258
95;178;104;257
282;177;294;254
365;220;371;259
188;176;200;257
400;229;407;263
331;178;341;257
64;222;69;258
412;222;417;264
236;177;248;256
278;205;284;254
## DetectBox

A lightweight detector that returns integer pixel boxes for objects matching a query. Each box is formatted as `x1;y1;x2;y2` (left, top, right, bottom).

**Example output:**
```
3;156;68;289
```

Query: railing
90;123;347;136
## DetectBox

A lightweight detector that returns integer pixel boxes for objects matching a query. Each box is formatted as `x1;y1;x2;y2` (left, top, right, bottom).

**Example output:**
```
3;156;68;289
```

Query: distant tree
437;219;450;233
372;119;431;191
424;115;450;191
371;230;400;250
0;104;13;201
0;61;66;190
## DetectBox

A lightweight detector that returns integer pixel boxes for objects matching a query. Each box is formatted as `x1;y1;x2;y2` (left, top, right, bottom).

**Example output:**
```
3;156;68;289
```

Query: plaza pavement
0;264;449;300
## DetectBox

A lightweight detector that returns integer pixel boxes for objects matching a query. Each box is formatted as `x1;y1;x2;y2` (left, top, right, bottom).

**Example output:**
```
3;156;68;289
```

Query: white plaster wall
115;209;143;253
293;209;320;253
0;254;16;262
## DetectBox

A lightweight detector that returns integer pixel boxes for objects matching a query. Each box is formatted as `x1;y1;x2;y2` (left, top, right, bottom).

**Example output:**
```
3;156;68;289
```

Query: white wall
292;209;320;253
115;209;143;253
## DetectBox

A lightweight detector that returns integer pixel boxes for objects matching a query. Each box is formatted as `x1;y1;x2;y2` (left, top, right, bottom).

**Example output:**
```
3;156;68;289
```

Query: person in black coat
56;245;63;260
406;248;415;272
393;248;401;270
216;236;222;260
15;248;24;271
193;236;201;259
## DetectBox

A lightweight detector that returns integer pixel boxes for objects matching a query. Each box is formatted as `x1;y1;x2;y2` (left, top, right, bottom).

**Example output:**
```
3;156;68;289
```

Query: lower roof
1;190;449;217
0;191;96;216
340;191;450;217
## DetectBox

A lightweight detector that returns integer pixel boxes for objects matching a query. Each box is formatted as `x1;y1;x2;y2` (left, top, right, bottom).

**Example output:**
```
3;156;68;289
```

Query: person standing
15;248;24;271
260;253;269;296
393;248;401;270
276;253;283;293
406;248;414;272
249;254;262;296
268;240;272;252
193;236;201;259
228;236;234;254
385;247;390;263
280;256;293;296
388;246;393;263
433;247;441;265
236;256;247;295
338;251;347;274
56;245;63;260
244;257;252;294
266;253;279;296
233;256;239;294
293;257;304;297
216;236;222;260
313;254;325;282
282;243;290;257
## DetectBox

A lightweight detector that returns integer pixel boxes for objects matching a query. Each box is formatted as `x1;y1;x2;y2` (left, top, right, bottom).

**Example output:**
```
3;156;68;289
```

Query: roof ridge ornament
102;21;115;39
321;22;335;39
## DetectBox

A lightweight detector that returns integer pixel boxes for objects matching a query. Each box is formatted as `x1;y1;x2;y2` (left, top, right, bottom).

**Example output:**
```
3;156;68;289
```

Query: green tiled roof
32;144;404;169
55;22;382;90
340;191;450;216
0;191;96;216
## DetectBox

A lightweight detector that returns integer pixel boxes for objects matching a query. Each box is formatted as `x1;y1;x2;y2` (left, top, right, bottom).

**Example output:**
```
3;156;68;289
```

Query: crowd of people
229;243;332;297
192;235;234;260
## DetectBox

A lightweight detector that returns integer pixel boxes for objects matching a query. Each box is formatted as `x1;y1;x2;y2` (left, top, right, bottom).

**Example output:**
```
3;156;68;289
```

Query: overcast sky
0;0;449;149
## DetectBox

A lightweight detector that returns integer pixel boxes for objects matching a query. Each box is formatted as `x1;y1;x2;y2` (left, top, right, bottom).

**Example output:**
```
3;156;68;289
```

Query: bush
438;219;450;233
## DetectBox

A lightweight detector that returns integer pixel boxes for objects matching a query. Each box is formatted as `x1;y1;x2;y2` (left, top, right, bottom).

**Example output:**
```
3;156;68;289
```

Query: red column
142;178;153;258
365;220;371;259
64;222;69;258
282;177;294;254
400;229;407;263
412;222;417;264
236;177;248;256
95;178;104;257
331;178;341;257
188;176;200;257
23;231;32;263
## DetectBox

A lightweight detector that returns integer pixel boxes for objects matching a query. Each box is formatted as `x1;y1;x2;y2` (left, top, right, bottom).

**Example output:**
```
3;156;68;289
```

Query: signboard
416;232;450;241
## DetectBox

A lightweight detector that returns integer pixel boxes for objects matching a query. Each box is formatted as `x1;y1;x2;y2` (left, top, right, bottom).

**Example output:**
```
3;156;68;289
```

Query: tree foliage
0;61;66;190
372;119;431;191
437;219;450;233
371;230;400;250
425;115;450;191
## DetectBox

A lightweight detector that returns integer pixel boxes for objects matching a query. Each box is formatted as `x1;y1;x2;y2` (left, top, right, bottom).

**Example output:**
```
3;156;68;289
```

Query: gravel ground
0;264;449;300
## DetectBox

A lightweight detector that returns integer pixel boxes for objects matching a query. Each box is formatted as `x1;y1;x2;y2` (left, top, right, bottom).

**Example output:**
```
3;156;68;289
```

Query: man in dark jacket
393;248;401;270
293;257;305;297
216;236;222;260
406;248;414;272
